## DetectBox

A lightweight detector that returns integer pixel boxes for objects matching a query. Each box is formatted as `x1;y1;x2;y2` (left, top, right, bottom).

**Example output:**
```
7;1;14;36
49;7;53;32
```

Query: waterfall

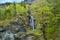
29;15;34;31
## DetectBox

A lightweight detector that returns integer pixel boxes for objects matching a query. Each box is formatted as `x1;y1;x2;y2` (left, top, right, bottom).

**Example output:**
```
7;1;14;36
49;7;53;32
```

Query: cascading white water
29;15;34;31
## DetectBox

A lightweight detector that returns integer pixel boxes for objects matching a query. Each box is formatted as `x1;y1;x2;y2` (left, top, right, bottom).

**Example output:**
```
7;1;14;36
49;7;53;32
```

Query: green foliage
30;0;60;40
0;0;60;40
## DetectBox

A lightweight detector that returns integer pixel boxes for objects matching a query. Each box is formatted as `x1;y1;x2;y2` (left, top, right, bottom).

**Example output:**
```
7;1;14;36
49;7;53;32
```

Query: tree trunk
41;24;47;40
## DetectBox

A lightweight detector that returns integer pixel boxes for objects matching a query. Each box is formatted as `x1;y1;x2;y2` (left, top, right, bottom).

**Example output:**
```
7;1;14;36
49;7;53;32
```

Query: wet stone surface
0;22;33;40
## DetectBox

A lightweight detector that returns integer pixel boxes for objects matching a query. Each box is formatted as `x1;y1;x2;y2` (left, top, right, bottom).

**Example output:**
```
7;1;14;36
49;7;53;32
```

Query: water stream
29;15;34;31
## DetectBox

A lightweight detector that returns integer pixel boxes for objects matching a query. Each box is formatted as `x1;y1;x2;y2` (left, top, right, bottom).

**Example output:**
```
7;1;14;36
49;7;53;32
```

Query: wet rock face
0;30;34;40
10;22;26;32
0;30;14;40
0;22;34;40
0;22;27;40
